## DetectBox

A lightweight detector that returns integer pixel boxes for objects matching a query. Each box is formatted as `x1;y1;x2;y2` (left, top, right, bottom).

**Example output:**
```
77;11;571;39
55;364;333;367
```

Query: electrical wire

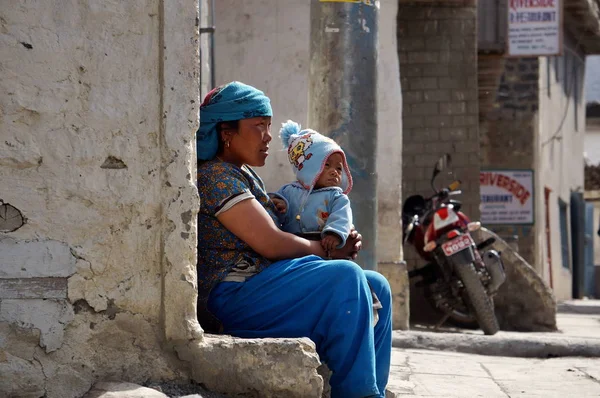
540;33;587;147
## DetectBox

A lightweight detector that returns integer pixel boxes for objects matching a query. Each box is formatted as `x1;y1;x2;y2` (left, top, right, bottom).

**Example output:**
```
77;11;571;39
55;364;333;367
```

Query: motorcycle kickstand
434;310;452;331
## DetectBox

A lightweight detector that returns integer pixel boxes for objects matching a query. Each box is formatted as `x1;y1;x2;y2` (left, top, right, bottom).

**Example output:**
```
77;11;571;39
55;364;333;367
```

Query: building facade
401;0;600;301
479;1;599;301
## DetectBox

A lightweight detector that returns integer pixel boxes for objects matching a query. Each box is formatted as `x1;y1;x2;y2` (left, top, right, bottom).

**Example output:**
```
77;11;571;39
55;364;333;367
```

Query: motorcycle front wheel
424;286;478;329
454;262;499;335
446;304;479;329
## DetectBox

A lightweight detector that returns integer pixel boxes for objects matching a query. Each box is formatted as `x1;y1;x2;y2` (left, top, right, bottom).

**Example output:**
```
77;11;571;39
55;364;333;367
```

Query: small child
271;120;353;255
271;120;382;325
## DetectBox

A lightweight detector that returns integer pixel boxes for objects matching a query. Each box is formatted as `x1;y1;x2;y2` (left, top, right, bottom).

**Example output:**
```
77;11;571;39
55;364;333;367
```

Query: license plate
441;234;474;256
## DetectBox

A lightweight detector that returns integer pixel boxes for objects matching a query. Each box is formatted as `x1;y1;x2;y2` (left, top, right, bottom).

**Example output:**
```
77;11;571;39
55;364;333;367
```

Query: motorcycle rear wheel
454;262;499;335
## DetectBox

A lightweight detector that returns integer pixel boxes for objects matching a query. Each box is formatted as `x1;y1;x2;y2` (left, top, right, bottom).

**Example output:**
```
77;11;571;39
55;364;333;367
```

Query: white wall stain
360;18;370;33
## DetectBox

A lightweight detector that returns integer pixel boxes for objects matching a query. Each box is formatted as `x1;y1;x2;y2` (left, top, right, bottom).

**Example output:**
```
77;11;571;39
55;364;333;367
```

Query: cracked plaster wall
0;1;200;397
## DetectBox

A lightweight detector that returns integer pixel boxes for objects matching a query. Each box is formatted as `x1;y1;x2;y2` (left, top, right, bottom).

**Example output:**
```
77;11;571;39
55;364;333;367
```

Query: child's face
315;152;344;189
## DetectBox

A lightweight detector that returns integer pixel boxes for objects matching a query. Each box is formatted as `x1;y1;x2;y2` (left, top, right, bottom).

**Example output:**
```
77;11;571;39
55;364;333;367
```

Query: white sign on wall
480;170;534;224
507;0;562;57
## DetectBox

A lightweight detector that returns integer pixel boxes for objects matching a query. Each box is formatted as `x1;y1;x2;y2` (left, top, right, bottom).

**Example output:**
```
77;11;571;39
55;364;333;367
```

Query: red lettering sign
479;172;532;206
510;0;555;11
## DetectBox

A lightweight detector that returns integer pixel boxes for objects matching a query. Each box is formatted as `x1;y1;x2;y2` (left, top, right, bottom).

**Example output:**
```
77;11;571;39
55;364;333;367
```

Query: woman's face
228;116;272;167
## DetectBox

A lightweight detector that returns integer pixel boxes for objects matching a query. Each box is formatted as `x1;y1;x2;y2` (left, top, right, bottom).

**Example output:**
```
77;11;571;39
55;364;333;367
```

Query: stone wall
398;1;480;268
480;57;539;268
0;1;201;397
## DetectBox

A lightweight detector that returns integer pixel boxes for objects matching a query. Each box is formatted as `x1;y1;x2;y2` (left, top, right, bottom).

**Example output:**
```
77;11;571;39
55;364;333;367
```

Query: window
559;199;570;269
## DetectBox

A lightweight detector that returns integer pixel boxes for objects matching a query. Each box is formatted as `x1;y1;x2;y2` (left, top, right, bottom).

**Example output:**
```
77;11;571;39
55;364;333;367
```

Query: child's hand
321;234;342;253
271;197;287;213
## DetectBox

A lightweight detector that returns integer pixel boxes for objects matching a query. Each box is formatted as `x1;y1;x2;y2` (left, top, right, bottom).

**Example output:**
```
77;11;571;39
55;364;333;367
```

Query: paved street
386;301;600;397
387;348;600;397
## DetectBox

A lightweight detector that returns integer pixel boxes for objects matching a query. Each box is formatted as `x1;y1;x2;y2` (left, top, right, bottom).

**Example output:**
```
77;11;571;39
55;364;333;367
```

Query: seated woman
196;81;392;398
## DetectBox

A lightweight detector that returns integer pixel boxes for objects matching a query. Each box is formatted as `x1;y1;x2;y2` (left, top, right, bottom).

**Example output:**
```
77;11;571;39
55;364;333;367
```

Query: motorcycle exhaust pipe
482;250;506;293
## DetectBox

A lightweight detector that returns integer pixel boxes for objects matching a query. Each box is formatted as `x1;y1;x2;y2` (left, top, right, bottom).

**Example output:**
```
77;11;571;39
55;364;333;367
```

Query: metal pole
198;0;216;97
209;0;216;89
199;0;202;96
308;0;378;270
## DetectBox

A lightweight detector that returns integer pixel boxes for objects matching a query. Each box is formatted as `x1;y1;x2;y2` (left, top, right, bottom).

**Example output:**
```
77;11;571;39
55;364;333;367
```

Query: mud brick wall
398;2;480;268
480;57;538;268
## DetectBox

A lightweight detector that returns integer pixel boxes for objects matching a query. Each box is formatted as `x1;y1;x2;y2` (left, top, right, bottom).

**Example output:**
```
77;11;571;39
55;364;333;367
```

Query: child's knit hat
280;120;353;194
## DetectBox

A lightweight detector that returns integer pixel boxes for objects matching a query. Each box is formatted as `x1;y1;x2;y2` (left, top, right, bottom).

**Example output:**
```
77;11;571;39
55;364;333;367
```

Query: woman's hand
329;228;362;260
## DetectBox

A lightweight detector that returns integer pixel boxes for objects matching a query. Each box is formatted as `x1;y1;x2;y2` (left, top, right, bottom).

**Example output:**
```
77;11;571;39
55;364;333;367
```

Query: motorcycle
402;154;506;335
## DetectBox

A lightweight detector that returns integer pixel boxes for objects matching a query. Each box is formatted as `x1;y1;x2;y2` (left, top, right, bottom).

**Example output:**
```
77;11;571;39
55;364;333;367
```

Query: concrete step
393;329;600;358
558;300;600;315
175;335;324;398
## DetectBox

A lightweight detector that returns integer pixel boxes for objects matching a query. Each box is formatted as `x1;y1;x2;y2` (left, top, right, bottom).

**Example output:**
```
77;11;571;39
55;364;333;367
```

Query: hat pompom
280;120;302;148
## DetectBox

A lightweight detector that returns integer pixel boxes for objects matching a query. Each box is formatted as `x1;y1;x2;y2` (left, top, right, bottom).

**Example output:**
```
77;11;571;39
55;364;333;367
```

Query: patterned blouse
196;159;279;332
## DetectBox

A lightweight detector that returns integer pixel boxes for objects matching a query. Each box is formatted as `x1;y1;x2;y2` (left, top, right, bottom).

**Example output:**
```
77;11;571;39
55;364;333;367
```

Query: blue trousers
207;255;392;398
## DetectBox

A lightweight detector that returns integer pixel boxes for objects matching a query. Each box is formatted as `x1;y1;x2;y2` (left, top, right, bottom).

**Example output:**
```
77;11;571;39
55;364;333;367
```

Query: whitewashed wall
213;0;403;263
536;47;586;300
0;1;201;396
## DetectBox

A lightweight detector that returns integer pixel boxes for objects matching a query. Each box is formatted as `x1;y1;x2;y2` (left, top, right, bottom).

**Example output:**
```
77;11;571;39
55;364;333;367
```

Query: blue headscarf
197;81;273;160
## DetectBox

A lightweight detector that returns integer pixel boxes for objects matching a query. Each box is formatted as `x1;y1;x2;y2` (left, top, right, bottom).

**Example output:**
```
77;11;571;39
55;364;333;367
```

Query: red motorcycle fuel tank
419;207;471;254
